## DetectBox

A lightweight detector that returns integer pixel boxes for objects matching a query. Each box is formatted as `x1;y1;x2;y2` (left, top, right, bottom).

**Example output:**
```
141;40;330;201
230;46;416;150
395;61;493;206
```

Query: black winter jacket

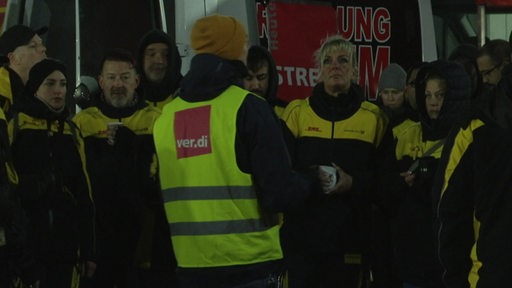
10;94;95;284
280;82;389;256
388;60;471;287
435;74;512;288
73;94;175;272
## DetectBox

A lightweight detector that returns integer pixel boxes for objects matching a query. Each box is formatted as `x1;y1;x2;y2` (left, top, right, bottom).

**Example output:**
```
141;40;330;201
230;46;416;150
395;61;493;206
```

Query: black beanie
0;25;47;56
25;58;67;97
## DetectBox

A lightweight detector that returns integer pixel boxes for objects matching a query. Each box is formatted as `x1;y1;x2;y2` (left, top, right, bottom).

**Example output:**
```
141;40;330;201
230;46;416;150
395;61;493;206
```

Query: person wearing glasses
435;38;512;288
476;39;510;89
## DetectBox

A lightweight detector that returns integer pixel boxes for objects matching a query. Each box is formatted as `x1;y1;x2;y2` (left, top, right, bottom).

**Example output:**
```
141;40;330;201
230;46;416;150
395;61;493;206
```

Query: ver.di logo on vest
176;135;209;148
175;106;212;158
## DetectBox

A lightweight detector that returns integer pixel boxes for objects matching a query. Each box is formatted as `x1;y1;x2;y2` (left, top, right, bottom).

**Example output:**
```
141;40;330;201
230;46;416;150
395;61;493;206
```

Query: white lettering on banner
257;3;393;101
359;45;390;100
176;136;209;149
336;5;392;101
337;6;391;43
276;66;319;87
268;2;279;51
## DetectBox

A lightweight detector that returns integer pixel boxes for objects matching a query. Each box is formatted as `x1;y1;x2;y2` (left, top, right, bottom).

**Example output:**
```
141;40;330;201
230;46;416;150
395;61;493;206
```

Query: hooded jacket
415;60;472;142
246;46;287;112
136;30;182;108
388;60;471;287
436;72;512;288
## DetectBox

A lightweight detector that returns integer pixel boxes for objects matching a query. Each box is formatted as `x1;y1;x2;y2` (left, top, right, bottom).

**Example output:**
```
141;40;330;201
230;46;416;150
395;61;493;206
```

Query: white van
1;0;511;107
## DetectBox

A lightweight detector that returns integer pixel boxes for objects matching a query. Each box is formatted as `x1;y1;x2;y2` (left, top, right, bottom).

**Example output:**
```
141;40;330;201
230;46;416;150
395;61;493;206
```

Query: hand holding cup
106;122;123;145
319;165;337;193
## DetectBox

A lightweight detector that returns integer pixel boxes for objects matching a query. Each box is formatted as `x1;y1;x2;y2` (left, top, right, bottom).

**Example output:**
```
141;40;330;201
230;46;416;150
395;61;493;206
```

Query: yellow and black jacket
0;66;25;120
280;82;388;259
388;60;471;287
9;95;95;286
0;107;31;287
73;95;175;276
436;75;512;288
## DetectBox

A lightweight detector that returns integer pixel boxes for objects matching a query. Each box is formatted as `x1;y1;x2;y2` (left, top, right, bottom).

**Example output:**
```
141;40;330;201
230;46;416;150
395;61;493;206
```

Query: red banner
0;0;7;32
258;2;336;102
475;0;512;7
257;1;420;103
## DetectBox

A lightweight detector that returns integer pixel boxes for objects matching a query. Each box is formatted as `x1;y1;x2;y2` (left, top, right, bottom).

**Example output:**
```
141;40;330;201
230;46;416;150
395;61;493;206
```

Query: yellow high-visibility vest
154;85;282;268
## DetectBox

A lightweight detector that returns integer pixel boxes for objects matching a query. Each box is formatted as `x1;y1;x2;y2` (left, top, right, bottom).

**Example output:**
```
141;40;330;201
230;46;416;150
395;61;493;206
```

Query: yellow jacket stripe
9;112;92;198
0;108;17;184
0;67;13;113
282;98;386;146
394;123;444;160
438;119;484;288
73;106;159;138
154;85;282;268
392;119;418;139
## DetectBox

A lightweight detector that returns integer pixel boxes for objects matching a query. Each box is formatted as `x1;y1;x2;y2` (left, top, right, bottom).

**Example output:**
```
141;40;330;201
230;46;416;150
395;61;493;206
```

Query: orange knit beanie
190;14;247;60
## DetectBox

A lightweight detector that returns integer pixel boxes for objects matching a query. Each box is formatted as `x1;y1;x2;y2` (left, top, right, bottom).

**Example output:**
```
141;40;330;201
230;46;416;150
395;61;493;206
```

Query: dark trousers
286;252;360;288
176;265;283;288
38;260;75;288
0;247;10;288
139;266;179;288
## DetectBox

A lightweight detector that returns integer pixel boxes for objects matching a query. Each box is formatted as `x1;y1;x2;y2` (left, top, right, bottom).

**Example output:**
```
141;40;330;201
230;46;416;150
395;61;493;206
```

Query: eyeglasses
480;63;502;77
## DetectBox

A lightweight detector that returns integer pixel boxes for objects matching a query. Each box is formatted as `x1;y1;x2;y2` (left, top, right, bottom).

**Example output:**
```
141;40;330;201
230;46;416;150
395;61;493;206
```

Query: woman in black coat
9;58;96;288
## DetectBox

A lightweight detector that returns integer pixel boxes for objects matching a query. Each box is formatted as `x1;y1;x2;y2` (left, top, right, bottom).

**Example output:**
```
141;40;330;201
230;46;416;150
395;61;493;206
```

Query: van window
80;0;158;76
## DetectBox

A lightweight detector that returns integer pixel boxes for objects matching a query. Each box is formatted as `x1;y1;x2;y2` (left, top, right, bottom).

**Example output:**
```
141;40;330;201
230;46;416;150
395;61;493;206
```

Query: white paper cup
107;122;123;130
319;165;337;192
106;122;123;145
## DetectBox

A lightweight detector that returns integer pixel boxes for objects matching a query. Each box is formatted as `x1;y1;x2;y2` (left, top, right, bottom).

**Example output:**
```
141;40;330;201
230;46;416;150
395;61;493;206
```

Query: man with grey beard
73;48;176;288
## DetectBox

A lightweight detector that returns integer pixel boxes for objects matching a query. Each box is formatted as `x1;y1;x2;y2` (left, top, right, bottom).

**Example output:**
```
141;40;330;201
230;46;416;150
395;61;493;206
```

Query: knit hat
0;25;47;56
25;58;67;97
378;63;407;91
190;14;247;60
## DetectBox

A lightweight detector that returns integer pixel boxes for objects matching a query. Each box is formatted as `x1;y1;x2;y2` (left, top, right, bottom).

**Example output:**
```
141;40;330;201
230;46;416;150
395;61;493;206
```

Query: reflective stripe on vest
162;186;269;236
154;85;282;268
